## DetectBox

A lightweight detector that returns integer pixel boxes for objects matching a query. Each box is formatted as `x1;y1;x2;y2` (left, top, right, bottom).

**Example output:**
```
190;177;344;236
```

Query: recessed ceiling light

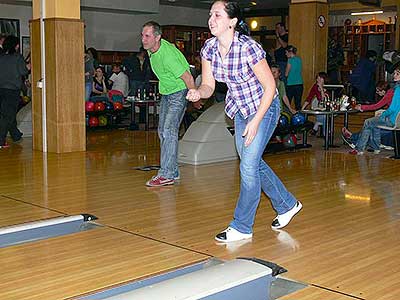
351;10;383;15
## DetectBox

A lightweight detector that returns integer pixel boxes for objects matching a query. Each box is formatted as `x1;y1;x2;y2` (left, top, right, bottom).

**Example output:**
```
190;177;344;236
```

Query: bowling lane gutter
1;194;213;258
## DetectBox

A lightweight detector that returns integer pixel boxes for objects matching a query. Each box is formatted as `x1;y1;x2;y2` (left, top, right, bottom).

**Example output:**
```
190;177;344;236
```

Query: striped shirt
201;31;276;119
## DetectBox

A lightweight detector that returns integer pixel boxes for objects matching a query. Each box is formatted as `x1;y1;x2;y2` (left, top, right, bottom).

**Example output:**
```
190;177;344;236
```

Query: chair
377;111;400;159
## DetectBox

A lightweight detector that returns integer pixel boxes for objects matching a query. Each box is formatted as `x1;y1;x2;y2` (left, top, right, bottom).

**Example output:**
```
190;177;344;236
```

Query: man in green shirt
142;21;195;187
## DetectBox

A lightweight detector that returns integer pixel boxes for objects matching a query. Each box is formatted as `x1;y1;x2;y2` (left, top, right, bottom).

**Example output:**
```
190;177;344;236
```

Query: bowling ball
278;114;290;130
98;115;107;126
281;111;291;124
113;102;123;110
105;101;114;111
291;113;306;126
88;116;99;127
94;102;105;111
85;101;95;112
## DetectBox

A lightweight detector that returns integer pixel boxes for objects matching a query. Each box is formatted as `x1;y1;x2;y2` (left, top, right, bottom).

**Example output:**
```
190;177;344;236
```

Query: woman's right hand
186;89;201;102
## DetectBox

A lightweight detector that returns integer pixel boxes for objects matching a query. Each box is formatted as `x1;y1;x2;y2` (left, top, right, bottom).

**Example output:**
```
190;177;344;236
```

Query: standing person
186;1;302;243
285;45;304;111
350;50;377;104
274;22;288;83
0;36;29;148
84;50;95;101
142;21;195;187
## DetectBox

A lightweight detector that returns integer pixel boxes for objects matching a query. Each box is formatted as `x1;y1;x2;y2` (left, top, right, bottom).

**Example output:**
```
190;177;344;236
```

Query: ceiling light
351;10;383;15
250;20;258;30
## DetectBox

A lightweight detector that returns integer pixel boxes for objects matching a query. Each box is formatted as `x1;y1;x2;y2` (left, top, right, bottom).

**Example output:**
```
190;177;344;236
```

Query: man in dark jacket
0;36;29;148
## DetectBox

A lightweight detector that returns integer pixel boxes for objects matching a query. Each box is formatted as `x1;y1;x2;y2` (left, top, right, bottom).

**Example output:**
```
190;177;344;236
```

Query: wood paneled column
289;0;328;96
31;0;85;153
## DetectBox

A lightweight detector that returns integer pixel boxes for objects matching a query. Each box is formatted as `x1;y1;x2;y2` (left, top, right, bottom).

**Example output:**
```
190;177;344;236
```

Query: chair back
394;111;400;129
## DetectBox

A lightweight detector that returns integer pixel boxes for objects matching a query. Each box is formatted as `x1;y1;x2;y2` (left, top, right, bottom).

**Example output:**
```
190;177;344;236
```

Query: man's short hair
143;21;162;36
271;63;280;71
275;22;286;29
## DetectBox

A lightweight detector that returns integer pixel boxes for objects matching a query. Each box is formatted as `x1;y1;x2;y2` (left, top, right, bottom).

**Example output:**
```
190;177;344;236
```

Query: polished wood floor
0;128;399;299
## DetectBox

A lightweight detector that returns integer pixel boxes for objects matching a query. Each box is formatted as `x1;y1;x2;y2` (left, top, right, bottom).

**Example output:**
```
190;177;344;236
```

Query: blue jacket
380;83;400;125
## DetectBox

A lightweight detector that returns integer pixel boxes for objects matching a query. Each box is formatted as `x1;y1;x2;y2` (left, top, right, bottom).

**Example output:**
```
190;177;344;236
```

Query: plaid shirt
201;32;276;119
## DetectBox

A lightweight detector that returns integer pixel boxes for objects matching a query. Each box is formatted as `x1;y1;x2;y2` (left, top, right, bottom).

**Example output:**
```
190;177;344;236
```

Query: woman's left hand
242;119;260;147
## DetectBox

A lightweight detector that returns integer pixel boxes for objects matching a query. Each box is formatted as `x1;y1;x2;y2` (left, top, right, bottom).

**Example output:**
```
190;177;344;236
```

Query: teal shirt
287;56;303;86
380;84;400;125
149;39;189;95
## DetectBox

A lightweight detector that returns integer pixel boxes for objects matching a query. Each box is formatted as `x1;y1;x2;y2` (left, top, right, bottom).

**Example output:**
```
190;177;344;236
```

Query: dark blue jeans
287;84;304;111
0;88;20;145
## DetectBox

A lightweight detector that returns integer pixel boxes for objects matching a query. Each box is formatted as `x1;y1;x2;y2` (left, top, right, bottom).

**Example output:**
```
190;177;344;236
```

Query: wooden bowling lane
2;131;400;299
0;227;209;300
279;285;364;300
0;196;61;228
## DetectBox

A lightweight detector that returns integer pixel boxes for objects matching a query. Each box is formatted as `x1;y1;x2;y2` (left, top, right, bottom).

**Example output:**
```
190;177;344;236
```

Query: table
127;97;159;131
300;109;359;150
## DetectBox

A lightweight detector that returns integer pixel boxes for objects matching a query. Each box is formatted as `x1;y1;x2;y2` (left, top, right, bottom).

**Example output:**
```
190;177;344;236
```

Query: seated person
301;72;329;135
91;66;108;98
355;82;394;112
108;63;129;98
342;82;395;151
342;66;400;155
271;64;296;114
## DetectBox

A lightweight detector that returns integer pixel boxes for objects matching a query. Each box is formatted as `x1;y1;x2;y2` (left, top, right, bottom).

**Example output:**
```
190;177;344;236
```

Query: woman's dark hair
217;1;250;36
317;72;328;82
3;35;19;54
95;66;105;74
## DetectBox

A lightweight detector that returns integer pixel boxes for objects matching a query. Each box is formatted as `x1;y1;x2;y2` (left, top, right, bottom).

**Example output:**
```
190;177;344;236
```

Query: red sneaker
0;143;9;149
146;175;174;187
342;127;352;139
349;149;363;155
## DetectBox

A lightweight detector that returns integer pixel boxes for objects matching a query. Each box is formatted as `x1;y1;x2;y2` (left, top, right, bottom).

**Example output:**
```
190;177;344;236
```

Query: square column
31;0;85;153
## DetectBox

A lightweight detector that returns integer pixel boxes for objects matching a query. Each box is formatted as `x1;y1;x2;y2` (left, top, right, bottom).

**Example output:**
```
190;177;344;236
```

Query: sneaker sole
271;202;303;230
214;234;252;243
341;134;355;149
145;181;175;187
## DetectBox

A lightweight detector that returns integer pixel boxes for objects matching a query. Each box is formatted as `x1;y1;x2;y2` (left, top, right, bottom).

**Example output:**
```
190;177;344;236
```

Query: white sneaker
215;227;253;243
373;149;381;154
380;144;394;151
271;201;302;229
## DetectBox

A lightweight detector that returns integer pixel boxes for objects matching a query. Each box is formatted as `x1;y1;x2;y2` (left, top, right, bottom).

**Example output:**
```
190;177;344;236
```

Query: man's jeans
355;116;393;151
230;98;298;234
157;89;187;179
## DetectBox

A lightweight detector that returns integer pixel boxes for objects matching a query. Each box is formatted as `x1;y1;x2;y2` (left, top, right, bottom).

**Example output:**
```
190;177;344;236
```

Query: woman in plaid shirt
187;1;302;243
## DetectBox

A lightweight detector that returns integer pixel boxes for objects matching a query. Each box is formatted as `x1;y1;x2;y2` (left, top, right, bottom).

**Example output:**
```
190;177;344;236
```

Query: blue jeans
230;98;298;234
85;81;92;101
355;116;393;151
157;89;187;179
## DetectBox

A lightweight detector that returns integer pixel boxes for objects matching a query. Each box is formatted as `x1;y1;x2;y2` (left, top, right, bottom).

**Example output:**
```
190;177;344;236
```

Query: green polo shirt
149;39;189;95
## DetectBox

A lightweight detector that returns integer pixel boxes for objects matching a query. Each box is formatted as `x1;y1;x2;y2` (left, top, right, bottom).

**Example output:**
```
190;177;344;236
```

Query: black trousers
0;88;20;145
287;84;304;111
